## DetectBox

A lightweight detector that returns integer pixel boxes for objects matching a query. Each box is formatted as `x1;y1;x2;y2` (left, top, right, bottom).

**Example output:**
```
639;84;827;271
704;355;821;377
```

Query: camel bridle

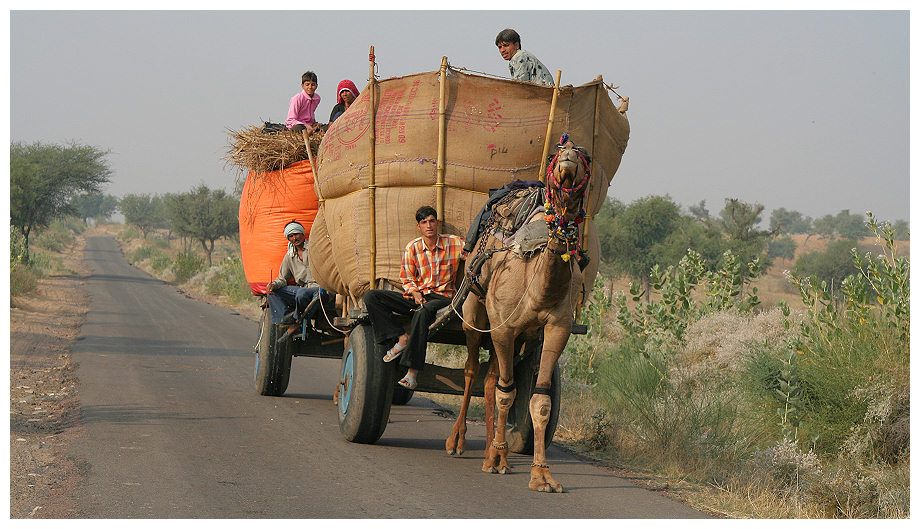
544;139;591;262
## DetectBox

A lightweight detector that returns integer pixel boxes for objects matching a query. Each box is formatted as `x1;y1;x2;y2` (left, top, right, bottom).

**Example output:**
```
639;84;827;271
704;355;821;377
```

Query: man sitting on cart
266;220;328;344
363;206;465;390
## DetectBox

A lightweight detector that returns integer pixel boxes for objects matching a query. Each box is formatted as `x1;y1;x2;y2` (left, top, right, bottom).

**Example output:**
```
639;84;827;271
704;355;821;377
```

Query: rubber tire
254;307;293;396
337;323;394;443
392;385;414;405
506;338;562;455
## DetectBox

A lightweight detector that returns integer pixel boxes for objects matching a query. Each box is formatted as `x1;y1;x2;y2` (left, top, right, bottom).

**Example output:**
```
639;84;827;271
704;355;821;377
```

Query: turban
283;221;305;237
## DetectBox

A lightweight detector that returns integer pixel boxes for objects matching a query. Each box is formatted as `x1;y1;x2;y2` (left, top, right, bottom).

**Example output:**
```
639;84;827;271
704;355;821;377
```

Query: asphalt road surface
67;236;708;518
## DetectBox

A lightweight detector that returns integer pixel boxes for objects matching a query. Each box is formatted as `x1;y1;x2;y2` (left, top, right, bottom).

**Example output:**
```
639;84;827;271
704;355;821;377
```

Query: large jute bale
239;160;319;294
310;67;629;302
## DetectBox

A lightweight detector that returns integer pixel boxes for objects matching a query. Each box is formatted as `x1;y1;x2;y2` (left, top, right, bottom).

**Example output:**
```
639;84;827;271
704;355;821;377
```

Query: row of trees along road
10;141;240;267
120;185;239;265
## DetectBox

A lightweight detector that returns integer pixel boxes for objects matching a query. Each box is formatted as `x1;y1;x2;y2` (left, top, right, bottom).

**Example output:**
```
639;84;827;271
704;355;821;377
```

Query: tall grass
558;217;909;517
10;218;85;298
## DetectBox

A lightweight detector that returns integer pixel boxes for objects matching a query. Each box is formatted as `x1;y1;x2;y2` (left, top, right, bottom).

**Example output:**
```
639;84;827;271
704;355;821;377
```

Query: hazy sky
7;8;911;224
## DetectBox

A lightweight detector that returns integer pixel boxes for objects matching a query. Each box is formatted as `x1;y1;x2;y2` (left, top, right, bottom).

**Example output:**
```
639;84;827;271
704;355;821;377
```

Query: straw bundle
225;125;325;174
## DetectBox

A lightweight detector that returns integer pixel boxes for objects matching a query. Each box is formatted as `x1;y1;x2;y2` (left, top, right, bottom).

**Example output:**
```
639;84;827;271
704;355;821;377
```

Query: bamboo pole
575;76;604;320
367;46;378;290
301;130;324;205
538;70;563;183
581;76;603;249
435;56;449;220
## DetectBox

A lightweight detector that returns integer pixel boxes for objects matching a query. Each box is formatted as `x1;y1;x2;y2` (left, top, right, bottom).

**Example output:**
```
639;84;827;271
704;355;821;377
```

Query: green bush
10;226;28;266
564;276;615;385
792;239;861;295
203;256;252;304
173;250;204;283
32;218;81;253
780;214;909;459
117;225;141;241
26;250;53;275
150;254;172;273
10;265;38;297
131;245;158;263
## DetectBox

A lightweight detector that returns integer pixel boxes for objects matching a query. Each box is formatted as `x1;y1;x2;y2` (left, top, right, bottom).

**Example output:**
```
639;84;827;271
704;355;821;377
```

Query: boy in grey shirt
496;28;555;86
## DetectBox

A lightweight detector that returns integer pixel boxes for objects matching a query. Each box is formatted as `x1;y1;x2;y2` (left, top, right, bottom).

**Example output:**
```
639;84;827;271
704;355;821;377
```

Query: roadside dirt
9;238;90;519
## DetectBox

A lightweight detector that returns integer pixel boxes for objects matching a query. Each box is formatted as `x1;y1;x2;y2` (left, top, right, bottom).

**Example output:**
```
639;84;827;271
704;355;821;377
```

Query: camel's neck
531;237;575;307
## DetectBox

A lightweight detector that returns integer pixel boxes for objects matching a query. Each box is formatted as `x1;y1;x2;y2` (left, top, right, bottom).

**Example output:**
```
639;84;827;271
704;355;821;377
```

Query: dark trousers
363;290;450;371
268;286;324;324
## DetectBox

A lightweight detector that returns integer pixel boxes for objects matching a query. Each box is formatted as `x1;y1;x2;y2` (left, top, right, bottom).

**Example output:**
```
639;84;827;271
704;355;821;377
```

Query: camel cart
255;50;629;451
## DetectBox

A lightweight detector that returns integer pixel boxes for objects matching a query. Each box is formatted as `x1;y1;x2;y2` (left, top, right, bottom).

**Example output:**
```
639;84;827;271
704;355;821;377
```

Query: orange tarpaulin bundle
238;160;318;295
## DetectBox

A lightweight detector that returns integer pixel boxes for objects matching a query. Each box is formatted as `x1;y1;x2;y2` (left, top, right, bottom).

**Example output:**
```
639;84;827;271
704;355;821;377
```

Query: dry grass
224;124;324;174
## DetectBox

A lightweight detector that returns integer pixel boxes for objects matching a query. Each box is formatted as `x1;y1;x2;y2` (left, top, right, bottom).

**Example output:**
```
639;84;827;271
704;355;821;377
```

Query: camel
445;137;591;493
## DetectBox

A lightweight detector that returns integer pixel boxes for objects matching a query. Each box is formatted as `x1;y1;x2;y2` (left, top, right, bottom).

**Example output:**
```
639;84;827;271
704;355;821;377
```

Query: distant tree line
593;195;908;299
9;141;240;267
119;185;239;265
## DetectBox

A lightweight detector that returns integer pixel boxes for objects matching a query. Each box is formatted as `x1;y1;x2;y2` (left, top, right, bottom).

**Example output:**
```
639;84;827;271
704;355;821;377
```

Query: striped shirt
400;234;465;298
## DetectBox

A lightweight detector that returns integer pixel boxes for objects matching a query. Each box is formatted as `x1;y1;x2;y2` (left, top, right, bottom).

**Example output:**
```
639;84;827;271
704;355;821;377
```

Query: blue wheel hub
339;345;355;415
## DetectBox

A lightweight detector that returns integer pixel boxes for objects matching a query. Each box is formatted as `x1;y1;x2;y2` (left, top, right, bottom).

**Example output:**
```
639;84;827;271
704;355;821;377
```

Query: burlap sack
310;67;629;304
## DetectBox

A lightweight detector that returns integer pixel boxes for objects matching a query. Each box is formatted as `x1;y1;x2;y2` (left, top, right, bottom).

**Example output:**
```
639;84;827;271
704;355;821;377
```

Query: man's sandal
382;342;406;362
398;373;417;390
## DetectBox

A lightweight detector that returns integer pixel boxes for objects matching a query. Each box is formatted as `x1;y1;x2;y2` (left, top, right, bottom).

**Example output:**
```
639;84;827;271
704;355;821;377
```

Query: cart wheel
392;385;414;405
506;338;561;454
254;307;292;396
337;323;394;443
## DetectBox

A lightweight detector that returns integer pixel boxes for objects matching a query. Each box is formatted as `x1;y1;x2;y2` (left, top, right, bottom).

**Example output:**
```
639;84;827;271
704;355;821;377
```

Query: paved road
67;236;708;518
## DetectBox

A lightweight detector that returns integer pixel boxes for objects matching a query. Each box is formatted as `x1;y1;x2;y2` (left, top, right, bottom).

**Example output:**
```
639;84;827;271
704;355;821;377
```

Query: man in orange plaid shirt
363;206;465;390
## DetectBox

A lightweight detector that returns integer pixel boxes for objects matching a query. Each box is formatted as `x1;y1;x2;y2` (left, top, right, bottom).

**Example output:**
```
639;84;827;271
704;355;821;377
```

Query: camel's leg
448;295;489;455
482;330;515;474
483;354;498;445
446;335;480;455
528;324;569;493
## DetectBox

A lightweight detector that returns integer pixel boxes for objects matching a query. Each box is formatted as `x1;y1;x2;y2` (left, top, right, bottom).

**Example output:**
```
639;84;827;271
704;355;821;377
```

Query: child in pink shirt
285;71;320;134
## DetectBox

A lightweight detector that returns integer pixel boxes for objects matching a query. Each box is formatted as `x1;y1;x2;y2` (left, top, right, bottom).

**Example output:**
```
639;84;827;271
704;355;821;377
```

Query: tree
812;214;837;239
768;236;797;266
892;219;909;240
592;197;624;279
599;195;682;299
165;184;239;265
69;192;118;224
687;200;710;220
835;209;870;240
651;214;726;273
10;141;112;262
714;198;775;275
119;194;168;239
793;239;862;297
769;207;812;234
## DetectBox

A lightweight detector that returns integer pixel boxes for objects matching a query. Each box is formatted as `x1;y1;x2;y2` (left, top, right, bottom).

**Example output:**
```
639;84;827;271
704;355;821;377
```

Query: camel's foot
481;443;512;474
529;465;563;493
445;427;466;456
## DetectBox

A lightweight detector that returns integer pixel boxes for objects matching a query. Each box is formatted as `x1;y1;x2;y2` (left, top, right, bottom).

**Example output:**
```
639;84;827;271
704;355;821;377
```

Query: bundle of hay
225;124;325;174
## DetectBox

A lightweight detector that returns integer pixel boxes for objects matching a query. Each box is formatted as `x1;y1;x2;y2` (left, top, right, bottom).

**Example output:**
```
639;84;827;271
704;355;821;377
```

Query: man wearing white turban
266;220;326;343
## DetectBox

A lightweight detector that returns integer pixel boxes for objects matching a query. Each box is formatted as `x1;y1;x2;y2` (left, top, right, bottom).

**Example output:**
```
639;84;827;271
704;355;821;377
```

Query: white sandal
398;373;417;390
382;342;405;362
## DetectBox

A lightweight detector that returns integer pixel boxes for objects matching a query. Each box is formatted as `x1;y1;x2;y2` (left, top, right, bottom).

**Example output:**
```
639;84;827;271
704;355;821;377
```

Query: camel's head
546;137;591;218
